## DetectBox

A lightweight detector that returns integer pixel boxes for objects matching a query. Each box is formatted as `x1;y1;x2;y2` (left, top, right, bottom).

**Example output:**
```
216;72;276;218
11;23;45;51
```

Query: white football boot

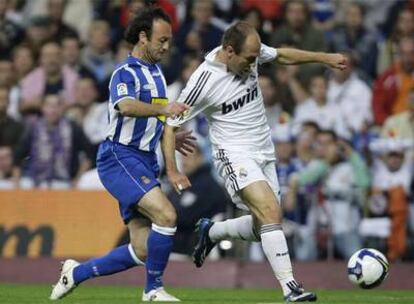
50;259;80;300
142;287;181;302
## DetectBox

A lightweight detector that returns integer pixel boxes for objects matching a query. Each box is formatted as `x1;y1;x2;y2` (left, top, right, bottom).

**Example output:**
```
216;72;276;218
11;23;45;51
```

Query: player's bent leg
137;187;180;302
241;181;317;303
50;219;148;300
192;215;259;268
128;217;151;262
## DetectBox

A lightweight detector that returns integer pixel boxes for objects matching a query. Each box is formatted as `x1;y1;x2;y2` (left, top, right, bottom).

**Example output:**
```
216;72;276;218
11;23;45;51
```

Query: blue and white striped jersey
106;54;168;152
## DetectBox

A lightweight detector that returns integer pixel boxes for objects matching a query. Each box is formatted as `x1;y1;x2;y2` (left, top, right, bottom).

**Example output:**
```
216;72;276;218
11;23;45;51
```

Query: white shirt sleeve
167;68;212;127
258;43;278;65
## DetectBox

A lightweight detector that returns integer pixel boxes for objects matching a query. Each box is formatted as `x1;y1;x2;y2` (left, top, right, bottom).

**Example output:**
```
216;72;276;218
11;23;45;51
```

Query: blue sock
73;244;143;284
145;224;176;293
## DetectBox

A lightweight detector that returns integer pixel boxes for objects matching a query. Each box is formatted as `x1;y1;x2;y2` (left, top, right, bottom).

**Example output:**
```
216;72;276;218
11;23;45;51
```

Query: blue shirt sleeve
109;67;139;106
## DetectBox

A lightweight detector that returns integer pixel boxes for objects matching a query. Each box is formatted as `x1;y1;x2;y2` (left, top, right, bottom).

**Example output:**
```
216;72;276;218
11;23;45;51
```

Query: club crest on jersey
117;83;128;96
143;83;155;90
222;85;258;114
238;167;248;179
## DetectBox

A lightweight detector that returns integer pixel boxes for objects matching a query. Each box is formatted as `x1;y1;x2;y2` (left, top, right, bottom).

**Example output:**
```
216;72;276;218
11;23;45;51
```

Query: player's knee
154;207;177;227
252;203;282;225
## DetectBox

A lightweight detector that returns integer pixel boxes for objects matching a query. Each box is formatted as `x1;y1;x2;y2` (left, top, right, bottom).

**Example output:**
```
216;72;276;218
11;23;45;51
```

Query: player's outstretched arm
117;99;189;118
161;124;191;194
275;48;347;70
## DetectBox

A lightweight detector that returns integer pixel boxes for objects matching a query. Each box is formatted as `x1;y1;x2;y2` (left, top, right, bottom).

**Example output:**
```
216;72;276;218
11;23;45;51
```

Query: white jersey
167;44;278;158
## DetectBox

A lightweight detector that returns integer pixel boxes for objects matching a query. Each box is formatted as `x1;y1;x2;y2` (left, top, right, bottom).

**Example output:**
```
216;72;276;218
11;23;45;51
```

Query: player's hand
325;53;348;70
167;171;191;194
175;130;197;156
162;102;189;119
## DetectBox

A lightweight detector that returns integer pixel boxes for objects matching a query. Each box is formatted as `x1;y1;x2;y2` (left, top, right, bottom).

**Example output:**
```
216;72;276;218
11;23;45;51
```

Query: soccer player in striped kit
51;7;191;302
163;22;347;302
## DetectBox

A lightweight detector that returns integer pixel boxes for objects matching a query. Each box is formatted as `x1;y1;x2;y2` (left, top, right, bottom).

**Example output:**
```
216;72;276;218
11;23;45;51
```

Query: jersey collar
127;53;155;68
205;46;227;72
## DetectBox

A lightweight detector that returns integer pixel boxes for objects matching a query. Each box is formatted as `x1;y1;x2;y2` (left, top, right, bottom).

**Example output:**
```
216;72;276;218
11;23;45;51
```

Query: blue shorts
97;139;160;223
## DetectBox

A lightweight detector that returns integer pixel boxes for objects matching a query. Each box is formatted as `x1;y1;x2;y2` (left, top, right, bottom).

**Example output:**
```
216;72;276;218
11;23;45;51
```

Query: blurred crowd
0;0;414;261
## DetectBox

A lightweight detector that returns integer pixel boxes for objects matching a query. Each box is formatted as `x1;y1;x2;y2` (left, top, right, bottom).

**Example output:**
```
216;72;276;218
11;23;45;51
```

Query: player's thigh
127;217;151;260
262;160;281;203
213;149;263;208
137;187;177;227
240;180;283;225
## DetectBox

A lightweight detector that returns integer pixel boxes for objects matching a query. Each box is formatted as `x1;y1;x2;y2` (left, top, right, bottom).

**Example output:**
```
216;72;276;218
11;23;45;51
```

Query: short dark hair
318;129;337;141
222;21;255;55
124;7;171;45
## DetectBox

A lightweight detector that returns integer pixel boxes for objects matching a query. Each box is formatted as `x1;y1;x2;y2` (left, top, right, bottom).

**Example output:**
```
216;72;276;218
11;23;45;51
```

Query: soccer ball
347;248;389;289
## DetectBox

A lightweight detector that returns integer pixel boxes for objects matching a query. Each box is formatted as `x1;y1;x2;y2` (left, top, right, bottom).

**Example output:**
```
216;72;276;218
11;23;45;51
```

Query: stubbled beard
143;48;158;64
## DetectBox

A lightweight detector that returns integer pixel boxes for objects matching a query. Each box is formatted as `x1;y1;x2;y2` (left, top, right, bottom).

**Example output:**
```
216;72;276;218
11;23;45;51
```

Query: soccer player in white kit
162;22;347;302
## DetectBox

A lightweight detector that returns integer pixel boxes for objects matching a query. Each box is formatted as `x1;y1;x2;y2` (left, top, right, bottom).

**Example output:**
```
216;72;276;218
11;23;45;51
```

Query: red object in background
120;0;179;33
372;66;399;125
241;0;283;21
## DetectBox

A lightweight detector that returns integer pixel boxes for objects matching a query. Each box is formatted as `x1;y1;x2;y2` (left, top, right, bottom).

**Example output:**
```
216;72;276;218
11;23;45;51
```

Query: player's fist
325;53;348;70
163;102;189;118
167;171;191;194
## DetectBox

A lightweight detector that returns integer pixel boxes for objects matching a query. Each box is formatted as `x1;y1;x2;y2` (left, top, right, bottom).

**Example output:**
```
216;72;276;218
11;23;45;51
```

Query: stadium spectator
167;54;201;102
169;136;229;256
175;0;223;56
293;74;349;139
286;124;320;261
377;8;414;74
369;138;413;261
272;64;308;114
46;0;79;41
270;0;327;85
372;36;414;125
382;84;414;142
22;16;53;58
241;0;284;25
80;20;115;101
327;53;373;134
289;130;369;259
240;7;269;45
12;45;35;82
61;35;96;82
115;40;133;64
0;0;24;57
0;145;14;189
68;77;107;156
0;86;23;149
328;2;379;79
20;42;79;115
272;122;295;207
0;57;14;89
311;0;336;40
13;94;93;189
259;74;282;127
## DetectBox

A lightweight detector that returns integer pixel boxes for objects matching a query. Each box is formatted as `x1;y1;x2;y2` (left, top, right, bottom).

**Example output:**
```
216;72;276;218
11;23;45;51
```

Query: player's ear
225;45;235;58
139;30;149;44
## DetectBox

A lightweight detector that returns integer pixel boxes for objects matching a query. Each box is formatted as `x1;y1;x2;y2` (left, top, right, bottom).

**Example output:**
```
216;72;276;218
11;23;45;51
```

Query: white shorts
213;148;281;210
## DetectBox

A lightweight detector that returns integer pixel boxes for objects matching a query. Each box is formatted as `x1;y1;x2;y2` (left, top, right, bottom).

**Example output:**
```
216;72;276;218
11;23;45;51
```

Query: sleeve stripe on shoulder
189;72;212;107
184;70;211;106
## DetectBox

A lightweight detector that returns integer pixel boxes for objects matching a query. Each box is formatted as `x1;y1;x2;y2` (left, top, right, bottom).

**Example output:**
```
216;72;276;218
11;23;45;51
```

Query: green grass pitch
1;284;413;304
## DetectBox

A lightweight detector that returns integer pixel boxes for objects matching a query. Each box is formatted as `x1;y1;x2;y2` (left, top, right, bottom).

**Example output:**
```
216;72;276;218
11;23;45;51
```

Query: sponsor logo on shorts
141;176;151;184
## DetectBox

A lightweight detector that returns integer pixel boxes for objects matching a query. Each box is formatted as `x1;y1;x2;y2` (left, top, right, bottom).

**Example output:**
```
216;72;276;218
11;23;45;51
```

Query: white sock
208;215;259;242
260;224;296;296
